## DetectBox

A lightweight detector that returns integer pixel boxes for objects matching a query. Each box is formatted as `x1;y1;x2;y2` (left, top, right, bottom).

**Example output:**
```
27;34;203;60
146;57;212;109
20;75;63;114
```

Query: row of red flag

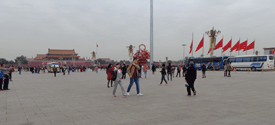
189;37;258;54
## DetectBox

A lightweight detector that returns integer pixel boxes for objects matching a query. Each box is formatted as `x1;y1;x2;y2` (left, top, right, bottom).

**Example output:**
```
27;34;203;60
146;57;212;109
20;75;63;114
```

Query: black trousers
62;71;65;75
167;72;172;81
54;71;56;77
224;70;228;76
202;71;206;78
122;73;126;79
187;80;195;95
0;78;2;90
160;75;167;84
176;71;181;77
9;73;12;80
3;75;9;90
68;70;70;74
182;71;186;77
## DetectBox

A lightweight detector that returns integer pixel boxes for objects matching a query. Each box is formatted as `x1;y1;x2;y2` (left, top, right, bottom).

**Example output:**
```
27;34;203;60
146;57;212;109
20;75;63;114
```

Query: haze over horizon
1;0;275;61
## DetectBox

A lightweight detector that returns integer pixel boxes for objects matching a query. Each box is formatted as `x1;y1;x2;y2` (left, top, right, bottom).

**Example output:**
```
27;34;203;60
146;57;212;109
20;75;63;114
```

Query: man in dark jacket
160;64;167;85
182;65;187;77
185;61;197;96
176;65;181;77
152;64;156;74
167;63;172;81
201;63;206;78
122;64;127;79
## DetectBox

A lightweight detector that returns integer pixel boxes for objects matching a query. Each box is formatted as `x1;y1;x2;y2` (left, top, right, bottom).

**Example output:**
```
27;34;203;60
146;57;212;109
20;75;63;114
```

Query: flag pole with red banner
246;38;248;55
238;37;240;56
230;37;232;56
202;34;204;57
254;39;255;55
192;33;194;57
221;36;223;56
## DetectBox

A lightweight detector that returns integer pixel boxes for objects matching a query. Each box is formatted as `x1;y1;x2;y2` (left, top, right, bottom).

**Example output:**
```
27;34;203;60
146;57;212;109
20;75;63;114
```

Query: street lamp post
182;44;186;64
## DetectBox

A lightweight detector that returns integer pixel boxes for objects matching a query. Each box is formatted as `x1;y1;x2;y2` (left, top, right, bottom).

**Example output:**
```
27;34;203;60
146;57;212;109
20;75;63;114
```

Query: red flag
246;41;255;50
195;37;204;52
230;40;240;52
96;44;98;47
273;49;275;55
240;40;247;52
207;48;211;55
189;41;193;54
223;39;232;53
214;38;223;50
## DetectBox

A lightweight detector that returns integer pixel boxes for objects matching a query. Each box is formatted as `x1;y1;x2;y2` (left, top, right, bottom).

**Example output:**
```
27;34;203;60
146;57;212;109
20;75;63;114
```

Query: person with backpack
160;63;168;85
167;63;172;81
126;58;143;96
176;65;181;77
201;63;206;78
185;61;197;96
106;64;113;88
122;64;127;79
182;65;187;77
113;63;127;98
143;64;148;78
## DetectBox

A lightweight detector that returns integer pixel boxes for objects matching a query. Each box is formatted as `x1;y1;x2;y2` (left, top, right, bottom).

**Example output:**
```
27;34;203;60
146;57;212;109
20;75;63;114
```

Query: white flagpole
238;37;240;56
253;39;255;55
192;33;194;57
230;36;232;57
221;36;223;56
246;38;248;55
202;34;204;57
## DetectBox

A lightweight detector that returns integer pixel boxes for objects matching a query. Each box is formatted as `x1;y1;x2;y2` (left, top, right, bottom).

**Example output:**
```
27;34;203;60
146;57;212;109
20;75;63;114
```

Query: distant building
42;48;80;60
263;47;275;56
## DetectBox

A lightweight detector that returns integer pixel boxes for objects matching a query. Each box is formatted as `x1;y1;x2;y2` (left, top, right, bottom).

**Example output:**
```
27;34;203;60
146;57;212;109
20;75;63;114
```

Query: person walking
53;66;57;77
152;64;156;74
95;66;98;73
176;65;181;77
122;64;127;79
126;58;143;96
18;66;22;75
185;61;197;96
182;65;187;77
0;66;4;90
139;64;142;78
171;66;175;78
113;63;127;98
160;64;168;85
67;66;71;75
9;65;14;81
106;64;113;88
62;66;66;75
201;63;206;78
167;63;172;81
1;64;11;90
227;62;233;77
143;64;148;78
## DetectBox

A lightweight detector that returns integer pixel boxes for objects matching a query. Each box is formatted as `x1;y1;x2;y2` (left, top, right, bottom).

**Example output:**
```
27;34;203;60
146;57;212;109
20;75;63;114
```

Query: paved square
1;70;275;125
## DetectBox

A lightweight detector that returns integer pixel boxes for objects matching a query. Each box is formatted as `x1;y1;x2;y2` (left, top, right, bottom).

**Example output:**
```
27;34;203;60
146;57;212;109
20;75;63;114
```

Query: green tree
15;55;28;64
0;58;8;64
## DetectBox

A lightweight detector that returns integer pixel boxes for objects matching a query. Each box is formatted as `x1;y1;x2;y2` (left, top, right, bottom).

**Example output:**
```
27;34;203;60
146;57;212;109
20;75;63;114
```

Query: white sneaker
137;93;143;96
127;92;130;96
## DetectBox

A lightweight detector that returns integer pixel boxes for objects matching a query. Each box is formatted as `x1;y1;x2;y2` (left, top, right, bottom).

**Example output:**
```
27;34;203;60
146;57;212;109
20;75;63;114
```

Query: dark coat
161;67;166;75
167;65;172;73
185;66;197;82
201;65;206;71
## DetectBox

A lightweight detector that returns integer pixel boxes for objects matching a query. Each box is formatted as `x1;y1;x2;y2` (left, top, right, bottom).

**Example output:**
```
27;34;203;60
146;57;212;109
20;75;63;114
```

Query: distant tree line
0;55;28;65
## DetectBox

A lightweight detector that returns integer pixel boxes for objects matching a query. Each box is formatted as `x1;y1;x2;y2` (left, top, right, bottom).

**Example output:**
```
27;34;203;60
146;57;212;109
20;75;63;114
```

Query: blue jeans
127;78;140;94
144;71;147;77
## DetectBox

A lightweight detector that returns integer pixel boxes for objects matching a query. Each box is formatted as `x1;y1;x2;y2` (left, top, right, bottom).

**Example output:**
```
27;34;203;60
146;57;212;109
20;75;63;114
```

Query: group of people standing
0;64;13;90
107;58;143;98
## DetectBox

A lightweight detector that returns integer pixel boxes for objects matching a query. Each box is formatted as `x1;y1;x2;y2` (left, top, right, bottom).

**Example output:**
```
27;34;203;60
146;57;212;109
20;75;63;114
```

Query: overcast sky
1;0;274;61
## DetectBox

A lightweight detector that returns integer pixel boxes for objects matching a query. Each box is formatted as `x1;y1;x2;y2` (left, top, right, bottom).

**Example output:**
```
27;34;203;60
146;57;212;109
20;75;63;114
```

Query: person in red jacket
106;64;113;88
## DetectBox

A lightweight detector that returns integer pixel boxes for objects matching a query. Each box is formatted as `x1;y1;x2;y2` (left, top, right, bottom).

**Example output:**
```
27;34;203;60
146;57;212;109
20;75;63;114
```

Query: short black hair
162;64;165;67
116;63;120;65
133;58;137;61
0;64;3;67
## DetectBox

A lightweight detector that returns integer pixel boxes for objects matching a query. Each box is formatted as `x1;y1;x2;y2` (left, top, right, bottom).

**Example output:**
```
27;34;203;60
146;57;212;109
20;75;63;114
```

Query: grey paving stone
1;70;275;124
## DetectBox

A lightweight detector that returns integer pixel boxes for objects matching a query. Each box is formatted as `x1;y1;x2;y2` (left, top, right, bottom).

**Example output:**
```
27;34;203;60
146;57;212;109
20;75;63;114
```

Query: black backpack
111;70;117;81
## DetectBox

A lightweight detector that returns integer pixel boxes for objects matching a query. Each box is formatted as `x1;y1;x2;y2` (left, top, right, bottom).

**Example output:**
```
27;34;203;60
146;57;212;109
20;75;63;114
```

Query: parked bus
187;56;229;70
228;55;274;71
46;62;61;73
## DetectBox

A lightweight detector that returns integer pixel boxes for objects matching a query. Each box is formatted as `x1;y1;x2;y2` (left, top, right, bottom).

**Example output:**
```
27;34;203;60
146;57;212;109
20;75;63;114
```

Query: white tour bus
228;55;274;71
46;62;61;73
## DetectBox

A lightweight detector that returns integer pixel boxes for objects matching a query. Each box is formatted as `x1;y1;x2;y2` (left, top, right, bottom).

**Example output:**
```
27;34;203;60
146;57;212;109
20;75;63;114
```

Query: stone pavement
1;69;275;125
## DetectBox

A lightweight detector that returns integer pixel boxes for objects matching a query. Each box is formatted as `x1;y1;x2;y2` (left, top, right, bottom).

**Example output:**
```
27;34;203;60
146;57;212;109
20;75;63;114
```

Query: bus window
263;56;267;61
247;58;250;62
243;58;247;62
236;58;242;62
254;57;259;62
250;57;254;62
229;58;235;62
269;56;274;60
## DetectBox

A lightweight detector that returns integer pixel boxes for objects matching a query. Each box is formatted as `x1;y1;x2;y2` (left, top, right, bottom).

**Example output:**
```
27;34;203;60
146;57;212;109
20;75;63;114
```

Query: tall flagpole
246;38;248;55
221;36;223;56
192;33;194;57
238;37;240;56
230;36;232;57
202;34;204;57
150;0;153;69
253;39;255;55
96;42;98;65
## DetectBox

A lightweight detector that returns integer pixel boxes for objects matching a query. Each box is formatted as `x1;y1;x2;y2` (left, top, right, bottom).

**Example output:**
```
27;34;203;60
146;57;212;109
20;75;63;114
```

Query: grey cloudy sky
1;0;274;61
